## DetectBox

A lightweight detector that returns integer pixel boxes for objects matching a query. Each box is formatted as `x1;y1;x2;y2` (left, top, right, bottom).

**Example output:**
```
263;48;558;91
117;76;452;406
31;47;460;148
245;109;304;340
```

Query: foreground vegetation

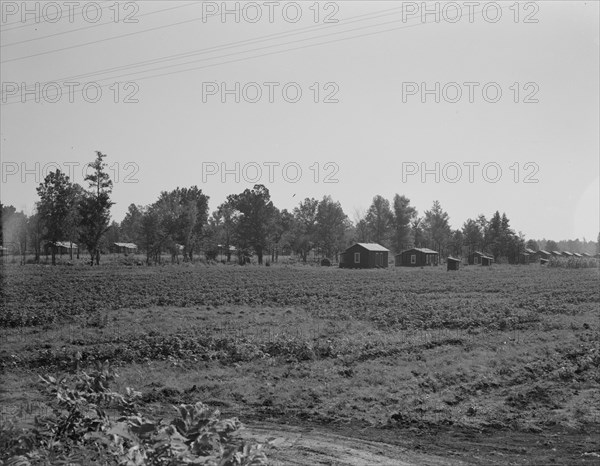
1;263;599;464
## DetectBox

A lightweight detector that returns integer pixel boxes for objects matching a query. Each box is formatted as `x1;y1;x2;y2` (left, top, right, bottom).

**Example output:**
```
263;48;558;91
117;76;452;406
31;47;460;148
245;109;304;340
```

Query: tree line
1;153;598;265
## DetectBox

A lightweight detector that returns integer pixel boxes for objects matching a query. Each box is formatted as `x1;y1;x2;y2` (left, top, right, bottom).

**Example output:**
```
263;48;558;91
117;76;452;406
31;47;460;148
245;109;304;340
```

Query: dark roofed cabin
395;248;439;267
447;257;460;271
468;251;493;266
339;243;389;269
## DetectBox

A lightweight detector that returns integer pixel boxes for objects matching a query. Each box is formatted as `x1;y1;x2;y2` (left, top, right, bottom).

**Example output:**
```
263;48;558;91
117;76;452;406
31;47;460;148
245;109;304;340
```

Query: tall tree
269;208;293;262
78;151;114;265
120;204;144;243
422;200;452;254
215;201;236;262
227;184;274;264
292;197;319;262
391;194;416;252
315;195;349;260
152;186;209;261
462;218;483;256
365;195;393;247
36;170;79;265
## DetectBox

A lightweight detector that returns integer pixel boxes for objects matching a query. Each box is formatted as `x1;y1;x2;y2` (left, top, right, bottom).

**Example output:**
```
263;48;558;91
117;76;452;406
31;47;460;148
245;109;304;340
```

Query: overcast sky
1;1;598;241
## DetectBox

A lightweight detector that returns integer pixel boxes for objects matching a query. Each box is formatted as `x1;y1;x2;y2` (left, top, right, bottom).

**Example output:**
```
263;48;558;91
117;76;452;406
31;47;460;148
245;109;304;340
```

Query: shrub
1;361;267;465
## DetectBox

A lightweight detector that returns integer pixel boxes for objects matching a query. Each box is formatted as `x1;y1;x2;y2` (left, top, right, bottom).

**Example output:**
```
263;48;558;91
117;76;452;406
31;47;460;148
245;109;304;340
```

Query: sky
1;0;599;241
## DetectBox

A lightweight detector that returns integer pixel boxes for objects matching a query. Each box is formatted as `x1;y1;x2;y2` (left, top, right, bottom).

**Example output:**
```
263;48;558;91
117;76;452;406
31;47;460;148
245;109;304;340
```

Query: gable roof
447;256;460;262
353;243;390;252
115;242;137;249
52;241;78;249
538;250;550;255
396;247;439;255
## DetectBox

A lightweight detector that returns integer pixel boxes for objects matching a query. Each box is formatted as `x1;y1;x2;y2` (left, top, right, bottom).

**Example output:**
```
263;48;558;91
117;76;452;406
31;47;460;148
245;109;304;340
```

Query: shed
468;251;493;266
45;241;78;255
0;246;7;256
447;257;460;271
551;251;562;257
395;248;439;267
339;243;389;269
572;253;583;258
114;242;137;254
582;252;592;258
519;252;531;264
535;250;551;261
562;251;573;257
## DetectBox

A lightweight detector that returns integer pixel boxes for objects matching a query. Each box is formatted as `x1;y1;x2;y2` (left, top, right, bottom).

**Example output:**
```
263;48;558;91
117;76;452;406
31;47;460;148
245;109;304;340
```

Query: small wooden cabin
113;242;138;255
339;243;389;269
447;257;460;271
468;251;493;266
395;248;439;267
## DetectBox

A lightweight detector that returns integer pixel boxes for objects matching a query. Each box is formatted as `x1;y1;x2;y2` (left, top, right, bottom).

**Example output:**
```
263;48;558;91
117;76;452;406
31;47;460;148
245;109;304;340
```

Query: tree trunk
257;246;263;265
96;250;100;265
51;246;56;266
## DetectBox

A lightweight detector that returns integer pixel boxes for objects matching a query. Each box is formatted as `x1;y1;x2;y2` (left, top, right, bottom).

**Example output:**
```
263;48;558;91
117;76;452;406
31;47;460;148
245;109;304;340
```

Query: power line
2;5;409;91
1;5;499;106
1;3;198;47
1;1;120;31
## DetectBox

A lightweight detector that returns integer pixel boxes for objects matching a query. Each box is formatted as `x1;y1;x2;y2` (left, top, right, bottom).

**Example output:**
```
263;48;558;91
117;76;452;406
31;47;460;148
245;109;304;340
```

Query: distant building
562;251;574;257
468;251;493;266
395;248;439;267
519;252;531;265
572;253;583;258
45;241;78;255
551;251;563;257
535;250;551;260
447;257;460;271
339;243;389;269
114;242;137;255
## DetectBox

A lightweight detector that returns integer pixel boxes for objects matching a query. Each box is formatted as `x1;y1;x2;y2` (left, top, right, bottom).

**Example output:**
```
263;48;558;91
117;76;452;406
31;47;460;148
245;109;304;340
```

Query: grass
1;263;599;464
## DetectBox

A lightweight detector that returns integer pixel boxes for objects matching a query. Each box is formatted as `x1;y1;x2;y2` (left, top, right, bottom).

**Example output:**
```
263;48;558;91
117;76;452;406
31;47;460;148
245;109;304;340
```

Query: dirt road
240;422;467;465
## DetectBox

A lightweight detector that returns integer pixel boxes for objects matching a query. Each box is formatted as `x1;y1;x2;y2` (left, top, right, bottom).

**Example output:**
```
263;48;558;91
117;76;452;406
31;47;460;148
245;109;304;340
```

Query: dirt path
240;422;467;466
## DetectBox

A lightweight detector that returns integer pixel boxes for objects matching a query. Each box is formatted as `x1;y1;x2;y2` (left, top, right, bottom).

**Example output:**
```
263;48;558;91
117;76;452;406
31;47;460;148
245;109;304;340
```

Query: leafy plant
1;362;266;466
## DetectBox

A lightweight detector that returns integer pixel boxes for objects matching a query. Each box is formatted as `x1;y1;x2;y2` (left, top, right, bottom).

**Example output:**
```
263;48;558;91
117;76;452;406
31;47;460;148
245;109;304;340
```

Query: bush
0;361;267;465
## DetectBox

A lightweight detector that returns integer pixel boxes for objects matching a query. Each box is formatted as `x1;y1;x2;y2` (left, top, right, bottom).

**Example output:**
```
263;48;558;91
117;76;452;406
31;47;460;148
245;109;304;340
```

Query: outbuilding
45;241;78;256
468;251;493;266
447;257;460;271
395;248;439;267
535;250;551;261
519;252;531;264
114;242;137;255
339;243;389;269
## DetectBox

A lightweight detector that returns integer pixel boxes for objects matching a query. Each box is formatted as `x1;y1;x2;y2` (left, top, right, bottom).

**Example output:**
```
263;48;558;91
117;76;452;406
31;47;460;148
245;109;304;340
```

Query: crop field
1;263;599;465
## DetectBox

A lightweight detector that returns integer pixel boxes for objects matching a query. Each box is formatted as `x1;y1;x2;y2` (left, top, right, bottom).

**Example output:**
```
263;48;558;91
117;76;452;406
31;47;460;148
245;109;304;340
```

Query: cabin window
354;252;360;263
411;254;416;264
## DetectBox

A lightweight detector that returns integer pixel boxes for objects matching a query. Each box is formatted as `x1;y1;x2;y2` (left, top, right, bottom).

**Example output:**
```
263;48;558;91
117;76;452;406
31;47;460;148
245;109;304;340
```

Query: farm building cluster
1;238;598;269
336;243;599;270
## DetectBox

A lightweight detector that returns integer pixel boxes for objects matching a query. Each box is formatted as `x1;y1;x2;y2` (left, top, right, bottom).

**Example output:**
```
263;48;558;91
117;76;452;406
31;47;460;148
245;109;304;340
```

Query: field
1;262;599;465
